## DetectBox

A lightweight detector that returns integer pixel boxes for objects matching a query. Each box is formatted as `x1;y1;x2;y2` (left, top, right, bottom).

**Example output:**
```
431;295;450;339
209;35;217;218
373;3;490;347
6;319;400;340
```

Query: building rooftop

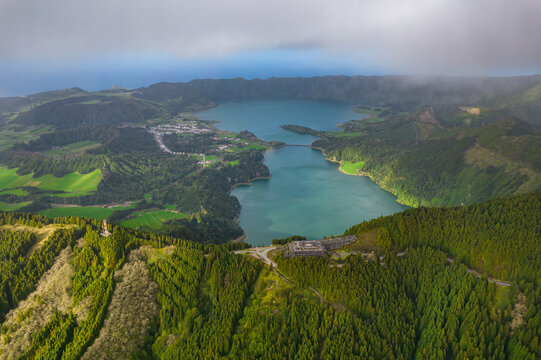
290;241;325;252
285;235;358;258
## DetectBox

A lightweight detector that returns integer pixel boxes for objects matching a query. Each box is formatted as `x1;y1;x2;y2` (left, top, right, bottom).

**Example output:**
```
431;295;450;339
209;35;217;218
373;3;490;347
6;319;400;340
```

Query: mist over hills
135;74;541;115
2;0;541;357
0;74;540;216
4;74;541;126
0;73;540;359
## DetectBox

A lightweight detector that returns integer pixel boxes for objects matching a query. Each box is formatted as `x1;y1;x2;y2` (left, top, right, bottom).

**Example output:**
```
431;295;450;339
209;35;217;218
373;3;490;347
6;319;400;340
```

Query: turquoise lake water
197;100;408;246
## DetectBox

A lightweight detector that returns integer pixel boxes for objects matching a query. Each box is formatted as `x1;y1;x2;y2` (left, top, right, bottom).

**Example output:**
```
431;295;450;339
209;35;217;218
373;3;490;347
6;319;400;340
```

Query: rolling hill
0;75;540;243
0;190;539;359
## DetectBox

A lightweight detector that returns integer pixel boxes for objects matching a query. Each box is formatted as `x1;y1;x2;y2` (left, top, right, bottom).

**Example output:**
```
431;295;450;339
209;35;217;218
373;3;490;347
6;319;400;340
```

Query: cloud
1;0;541;74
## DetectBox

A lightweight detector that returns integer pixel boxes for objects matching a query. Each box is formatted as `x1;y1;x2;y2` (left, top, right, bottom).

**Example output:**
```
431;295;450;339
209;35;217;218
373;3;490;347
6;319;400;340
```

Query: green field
0;167;102;195
328;131;364;138
340;161;365;175
244;144;268;150
47;192;94;198
229;160;239;166
42;140;101;157
216;133;235;139
120;210;189;229
39;206;122;220
0;201;31;211
0;125;54;152
0;188;29;196
227;144;268;153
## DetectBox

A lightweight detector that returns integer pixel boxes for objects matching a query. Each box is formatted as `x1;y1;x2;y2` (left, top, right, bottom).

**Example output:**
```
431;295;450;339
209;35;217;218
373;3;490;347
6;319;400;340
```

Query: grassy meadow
120;210;189;229
42;140;101;157
340;161;365;175
0;201;32;211
38;206;121;220
0;189;29;196
0;167;102;195
0;126;54;152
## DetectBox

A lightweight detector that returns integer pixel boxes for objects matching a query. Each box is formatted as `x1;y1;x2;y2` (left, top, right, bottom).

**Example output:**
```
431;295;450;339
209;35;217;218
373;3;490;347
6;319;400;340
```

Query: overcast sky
1;0;541;95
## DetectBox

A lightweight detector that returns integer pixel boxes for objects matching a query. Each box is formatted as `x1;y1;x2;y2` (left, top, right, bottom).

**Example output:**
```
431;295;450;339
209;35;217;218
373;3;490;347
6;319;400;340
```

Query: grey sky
1;0;541;74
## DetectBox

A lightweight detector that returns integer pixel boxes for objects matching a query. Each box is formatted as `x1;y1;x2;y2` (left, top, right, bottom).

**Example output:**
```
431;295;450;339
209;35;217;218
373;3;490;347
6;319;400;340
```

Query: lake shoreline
196;100;410;245
311;146;415;207
229;175;273;193
229;234;246;243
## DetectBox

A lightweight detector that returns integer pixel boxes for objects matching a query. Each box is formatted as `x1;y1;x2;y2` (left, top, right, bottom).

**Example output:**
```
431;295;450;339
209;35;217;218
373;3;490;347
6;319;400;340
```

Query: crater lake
197;100;408;245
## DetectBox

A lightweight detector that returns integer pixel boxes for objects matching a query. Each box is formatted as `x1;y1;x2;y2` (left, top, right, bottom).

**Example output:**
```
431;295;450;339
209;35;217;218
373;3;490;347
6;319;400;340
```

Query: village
148;120;262;167
148;121;213;156
148;121;225;166
148;121;213;138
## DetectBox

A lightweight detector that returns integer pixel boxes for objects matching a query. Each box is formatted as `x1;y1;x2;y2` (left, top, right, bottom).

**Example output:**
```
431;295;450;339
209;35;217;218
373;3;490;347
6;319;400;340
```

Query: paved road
234;246;277;267
446;257;511;287
360;251;510;287
309;287;325;304
234;245;512;308
234;247;326;300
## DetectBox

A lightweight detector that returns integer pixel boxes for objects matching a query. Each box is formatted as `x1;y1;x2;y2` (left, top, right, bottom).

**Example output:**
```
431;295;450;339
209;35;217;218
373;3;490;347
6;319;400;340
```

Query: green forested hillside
14;95;167;130
345;191;541;285
0;88;271;242
314;107;541;207
1;75;541;243
134;75;541;120
0;191;539;359
0;88;87;114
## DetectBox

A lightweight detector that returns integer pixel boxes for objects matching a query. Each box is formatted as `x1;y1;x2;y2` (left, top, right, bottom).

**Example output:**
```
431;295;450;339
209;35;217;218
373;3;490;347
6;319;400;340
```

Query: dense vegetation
0;93;271;243
0;216;82;322
272;234;307;245
314;106;541;207
15;95;166;130
345;191;541;286
0;229;35;262
0;87;86;114
0;226;80;320
133;75;541;123
273;248;515;359
148;247;261;358
0;189;539;359
0;75;540;359
2;75;541;243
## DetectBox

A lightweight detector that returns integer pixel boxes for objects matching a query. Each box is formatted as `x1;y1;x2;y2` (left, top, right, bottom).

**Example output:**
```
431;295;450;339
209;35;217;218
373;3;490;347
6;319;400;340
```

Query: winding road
235;246;512;288
235;246;277;267
446;257;511;287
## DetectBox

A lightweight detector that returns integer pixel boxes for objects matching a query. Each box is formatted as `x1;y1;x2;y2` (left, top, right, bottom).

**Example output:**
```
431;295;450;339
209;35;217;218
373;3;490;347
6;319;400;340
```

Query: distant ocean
0;50;363;97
